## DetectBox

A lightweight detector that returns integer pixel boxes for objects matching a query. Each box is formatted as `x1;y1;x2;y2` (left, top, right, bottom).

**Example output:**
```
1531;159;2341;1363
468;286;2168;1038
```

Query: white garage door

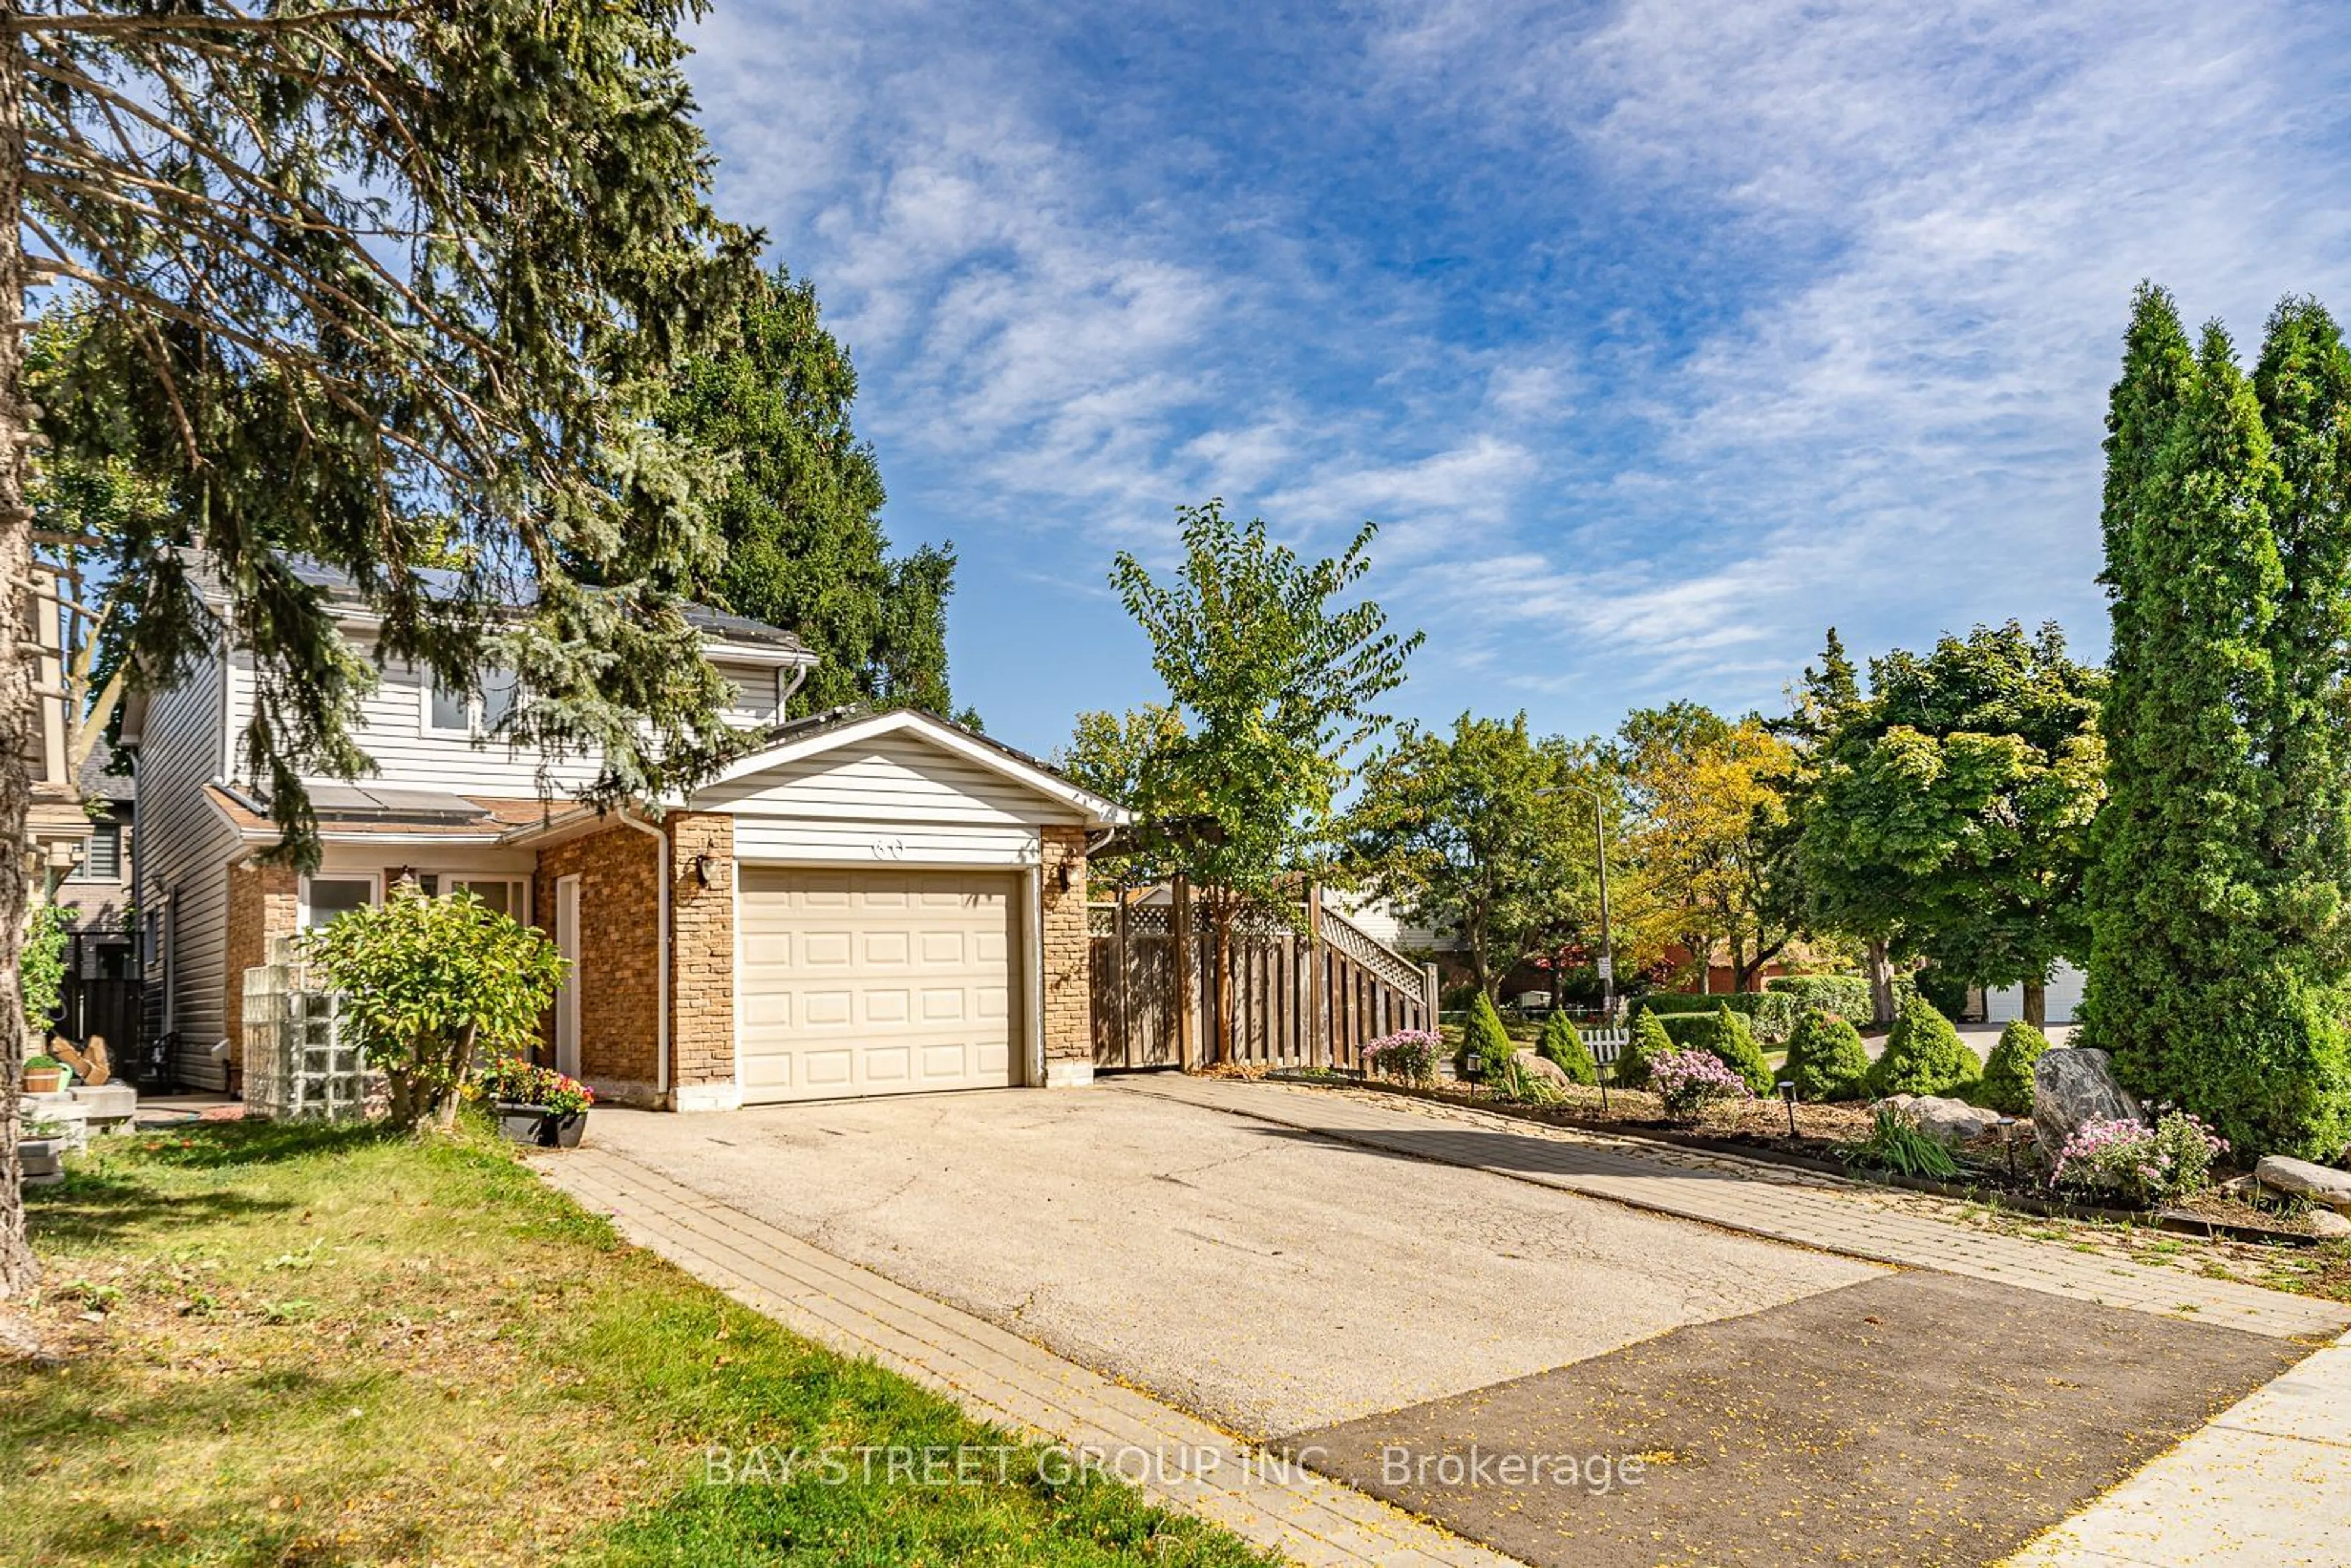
739;868;1019;1104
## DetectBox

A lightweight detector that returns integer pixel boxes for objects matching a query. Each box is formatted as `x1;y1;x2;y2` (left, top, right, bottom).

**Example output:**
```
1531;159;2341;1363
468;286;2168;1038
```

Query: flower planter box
23;1067;67;1096
492;1103;590;1148
493;1102;553;1145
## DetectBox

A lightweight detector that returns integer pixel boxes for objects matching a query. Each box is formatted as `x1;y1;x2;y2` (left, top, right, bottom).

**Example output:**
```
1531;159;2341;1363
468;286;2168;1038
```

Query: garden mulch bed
1281;1270;2310;1568
1271;1070;2332;1246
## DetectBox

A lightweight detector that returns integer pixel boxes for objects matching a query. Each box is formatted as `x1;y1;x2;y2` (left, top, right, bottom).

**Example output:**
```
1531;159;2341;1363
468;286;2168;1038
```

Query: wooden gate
1090;884;1436;1071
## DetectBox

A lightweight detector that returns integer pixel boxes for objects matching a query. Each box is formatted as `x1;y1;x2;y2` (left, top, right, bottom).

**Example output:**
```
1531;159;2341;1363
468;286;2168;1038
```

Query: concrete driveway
591;1082;1878;1438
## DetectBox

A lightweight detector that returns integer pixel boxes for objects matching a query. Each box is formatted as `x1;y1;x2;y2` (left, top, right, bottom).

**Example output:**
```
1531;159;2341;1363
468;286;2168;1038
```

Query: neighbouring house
21;565;93;888
1984;961;2085;1026
57;748;137;966
126;560;1123;1108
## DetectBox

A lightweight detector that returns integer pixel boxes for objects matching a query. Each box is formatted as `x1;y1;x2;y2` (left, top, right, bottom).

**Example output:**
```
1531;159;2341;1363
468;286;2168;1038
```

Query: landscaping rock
2254;1155;2351;1214
2309;1209;2351;1241
1907;1096;2004;1146
1514;1052;1575;1092
2032;1047;2141;1155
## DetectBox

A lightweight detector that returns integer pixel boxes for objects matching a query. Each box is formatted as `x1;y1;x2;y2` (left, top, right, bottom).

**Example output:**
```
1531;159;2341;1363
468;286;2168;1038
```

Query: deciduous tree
1793;623;2105;1029
1617;704;1800;994
1343;711;1611;999
1110;501;1419;1054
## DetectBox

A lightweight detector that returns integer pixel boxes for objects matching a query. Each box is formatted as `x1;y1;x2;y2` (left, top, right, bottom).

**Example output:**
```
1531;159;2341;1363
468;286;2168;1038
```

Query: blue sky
682;1;2351;760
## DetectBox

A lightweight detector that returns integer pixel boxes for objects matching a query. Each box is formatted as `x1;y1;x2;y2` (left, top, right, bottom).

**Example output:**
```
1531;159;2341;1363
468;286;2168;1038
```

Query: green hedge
1633;990;1798;1042
1766;975;1872;1018
1618;1011;1674;1089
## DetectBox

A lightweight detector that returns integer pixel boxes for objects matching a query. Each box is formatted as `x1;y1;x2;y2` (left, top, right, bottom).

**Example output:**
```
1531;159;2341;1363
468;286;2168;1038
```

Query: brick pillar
1040;825;1093;1087
666;812;737;1111
223;857;298;1093
531;824;659;1104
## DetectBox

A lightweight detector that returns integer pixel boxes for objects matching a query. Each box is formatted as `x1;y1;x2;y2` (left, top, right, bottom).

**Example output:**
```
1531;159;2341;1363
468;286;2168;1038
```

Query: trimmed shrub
1704;1004;1775;1093
1649;1048;1753;1119
1619;1010;1674;1090
1975;1020;2051;1116
1364;1029;1440;1086
1454;991;1517;1080
1867;997;1978;1098
1783;1009;1872;1101
1536;1010;1599;1085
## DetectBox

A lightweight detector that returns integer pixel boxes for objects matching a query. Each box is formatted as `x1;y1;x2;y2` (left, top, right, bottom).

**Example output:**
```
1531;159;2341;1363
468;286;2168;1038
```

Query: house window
70;822;122;882
301;875;378;930
448;877;526;920
424;667;519;737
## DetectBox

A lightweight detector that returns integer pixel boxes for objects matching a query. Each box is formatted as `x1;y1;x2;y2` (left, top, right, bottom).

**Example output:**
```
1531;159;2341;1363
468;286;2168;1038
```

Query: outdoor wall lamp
692;852;714;889
1777;1079;1798;1138
1055;860;1073;892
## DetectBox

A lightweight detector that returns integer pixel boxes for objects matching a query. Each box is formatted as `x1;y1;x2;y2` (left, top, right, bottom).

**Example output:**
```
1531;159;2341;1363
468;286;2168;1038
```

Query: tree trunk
431;1021;481;1133
2023;980;2047;1030
0;26;39;1301
1865;939;1895;1029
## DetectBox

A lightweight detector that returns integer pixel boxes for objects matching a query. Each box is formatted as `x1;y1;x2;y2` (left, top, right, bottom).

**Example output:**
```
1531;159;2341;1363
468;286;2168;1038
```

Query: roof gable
691;708;1125;827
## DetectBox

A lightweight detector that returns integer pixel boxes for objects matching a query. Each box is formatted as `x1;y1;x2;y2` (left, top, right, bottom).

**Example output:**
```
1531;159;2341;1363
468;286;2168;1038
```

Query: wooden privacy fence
1089;882;1439;1072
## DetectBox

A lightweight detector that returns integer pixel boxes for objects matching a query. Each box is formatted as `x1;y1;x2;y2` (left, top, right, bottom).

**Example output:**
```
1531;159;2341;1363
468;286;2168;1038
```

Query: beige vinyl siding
697;734;1089;827
135;653;241;1089
225;645;788;796
733;818;1042;868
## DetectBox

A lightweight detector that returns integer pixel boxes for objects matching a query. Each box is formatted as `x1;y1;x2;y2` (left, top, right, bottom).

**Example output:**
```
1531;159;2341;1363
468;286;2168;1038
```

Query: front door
553;874;582;1077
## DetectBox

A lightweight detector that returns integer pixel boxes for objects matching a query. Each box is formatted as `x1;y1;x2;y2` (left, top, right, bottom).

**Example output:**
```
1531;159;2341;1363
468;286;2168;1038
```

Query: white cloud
682;0;2351;746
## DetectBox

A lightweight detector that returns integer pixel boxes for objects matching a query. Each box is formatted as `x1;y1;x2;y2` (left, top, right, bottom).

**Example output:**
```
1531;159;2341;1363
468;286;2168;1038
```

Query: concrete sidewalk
2008;1331;2351;1566
538;1144;1521;1568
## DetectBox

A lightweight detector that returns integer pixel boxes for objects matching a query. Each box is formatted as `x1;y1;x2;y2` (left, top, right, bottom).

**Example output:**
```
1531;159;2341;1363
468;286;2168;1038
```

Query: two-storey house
129;560;1119;1109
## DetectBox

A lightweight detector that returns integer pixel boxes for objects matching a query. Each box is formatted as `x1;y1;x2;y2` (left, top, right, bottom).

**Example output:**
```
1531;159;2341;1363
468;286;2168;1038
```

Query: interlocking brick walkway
1122;1075;2351;1343
539;1146;1522;1568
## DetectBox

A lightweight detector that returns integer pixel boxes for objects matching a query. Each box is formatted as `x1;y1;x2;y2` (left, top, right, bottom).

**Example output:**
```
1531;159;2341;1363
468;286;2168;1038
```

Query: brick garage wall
1040;825;1090;1079
533;823;659;1101
666;813;735;1094
222;857;298;1089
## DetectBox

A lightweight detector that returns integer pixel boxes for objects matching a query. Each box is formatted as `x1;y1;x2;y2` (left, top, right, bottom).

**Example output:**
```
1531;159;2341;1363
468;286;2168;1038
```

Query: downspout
777;662;809;722
617;809;670;1105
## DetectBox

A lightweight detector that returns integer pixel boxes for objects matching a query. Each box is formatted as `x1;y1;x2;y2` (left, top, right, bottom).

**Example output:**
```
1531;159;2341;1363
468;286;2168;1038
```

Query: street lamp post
1539;782;1618;1024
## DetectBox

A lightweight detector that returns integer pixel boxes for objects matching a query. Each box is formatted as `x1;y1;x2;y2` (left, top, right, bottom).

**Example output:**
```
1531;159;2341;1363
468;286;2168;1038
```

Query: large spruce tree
0;3;756;1297
659;267;964;721
2082;286;2351;1157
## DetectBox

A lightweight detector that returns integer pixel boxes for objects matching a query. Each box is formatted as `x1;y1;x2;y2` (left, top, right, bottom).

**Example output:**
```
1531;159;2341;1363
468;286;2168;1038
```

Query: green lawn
3;1121;1270;1566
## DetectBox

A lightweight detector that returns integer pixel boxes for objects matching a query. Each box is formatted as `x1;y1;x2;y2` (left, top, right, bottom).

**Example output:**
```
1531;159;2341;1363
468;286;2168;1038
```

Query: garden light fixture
1777;1079;1798;1137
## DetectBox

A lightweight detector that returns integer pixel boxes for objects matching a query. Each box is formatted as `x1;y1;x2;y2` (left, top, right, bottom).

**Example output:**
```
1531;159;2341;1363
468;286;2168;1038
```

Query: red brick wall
533;823;659;1095
1041;825;1090;1070
666;813;735;1091
222;857;298;1088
